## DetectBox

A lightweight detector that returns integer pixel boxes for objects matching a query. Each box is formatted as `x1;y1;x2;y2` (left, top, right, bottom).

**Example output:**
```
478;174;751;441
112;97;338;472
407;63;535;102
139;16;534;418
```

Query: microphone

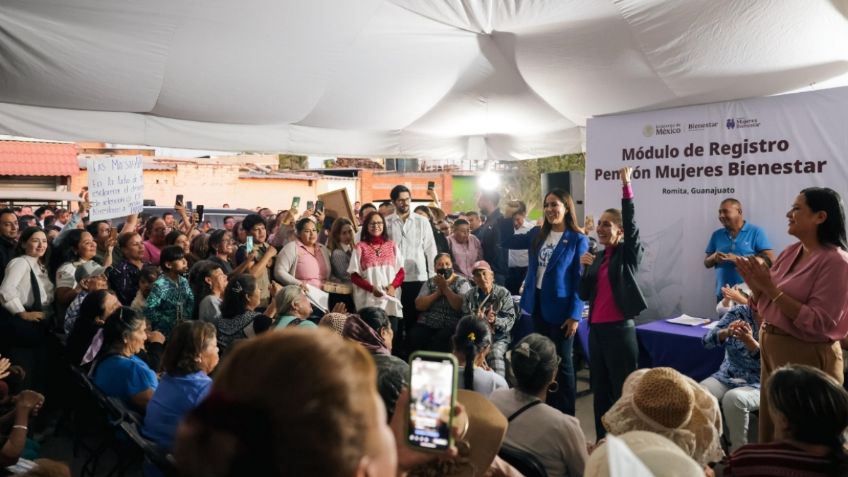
582;240;599;278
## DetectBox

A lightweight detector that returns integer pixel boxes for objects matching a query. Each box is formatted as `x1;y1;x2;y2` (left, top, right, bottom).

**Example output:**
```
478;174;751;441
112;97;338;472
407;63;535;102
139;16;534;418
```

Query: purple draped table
575;318;725;382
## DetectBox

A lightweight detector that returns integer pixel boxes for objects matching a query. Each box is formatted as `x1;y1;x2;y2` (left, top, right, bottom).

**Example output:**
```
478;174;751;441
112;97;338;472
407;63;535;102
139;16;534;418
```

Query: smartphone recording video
427;181;435;191
292;197;301;209
315;200;324;213
407;352;457;452
245;236;254;253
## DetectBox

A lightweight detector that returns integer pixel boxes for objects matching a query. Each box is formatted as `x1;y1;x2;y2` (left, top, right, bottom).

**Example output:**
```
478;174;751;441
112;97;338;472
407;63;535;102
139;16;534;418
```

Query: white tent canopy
1;0;847;159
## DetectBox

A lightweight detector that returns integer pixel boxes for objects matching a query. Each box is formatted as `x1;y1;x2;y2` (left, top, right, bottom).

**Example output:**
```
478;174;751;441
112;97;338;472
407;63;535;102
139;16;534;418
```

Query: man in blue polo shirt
704;198;774;300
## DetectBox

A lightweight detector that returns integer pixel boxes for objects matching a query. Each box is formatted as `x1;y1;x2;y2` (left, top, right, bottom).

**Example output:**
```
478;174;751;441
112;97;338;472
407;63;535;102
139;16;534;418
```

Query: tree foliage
278;154;308;170
501;153;585;214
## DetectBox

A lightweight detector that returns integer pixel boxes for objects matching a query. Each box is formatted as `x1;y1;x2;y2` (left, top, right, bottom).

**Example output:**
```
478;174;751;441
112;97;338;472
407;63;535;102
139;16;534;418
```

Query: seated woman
66;289;121;366
92;307;159;412
700;304;761;452
213;274;277;354
452;316;507;397
602;367;724;466
273;285;317;329
145;245;194;336
342;307;408;420
50;228;98;317
143;321;219;450
408;253;471;353
188;260;227;322
490;334;589;477
715;364;848;476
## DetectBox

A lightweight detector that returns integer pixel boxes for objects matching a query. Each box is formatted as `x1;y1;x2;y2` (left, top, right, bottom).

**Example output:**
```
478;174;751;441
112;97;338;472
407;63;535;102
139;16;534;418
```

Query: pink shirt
591;247;626;323
752;242;848;342
448;234;483;277
295;242;328;288
143;240;162;266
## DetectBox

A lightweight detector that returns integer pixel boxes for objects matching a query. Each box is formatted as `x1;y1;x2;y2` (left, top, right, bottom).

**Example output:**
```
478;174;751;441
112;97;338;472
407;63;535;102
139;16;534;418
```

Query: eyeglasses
368;223;384;228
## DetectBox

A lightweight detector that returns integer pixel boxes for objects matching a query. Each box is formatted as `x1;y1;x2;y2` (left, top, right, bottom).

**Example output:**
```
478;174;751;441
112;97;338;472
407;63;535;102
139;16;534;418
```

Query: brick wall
358;170;454;212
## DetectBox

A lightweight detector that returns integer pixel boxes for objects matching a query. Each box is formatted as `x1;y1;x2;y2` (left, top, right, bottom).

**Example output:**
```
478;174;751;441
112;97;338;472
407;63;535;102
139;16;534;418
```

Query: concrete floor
575;367;597;444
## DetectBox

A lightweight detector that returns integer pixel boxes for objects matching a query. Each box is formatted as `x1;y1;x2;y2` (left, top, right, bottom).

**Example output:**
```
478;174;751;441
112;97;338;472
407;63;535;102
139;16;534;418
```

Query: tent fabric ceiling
0;0;846;159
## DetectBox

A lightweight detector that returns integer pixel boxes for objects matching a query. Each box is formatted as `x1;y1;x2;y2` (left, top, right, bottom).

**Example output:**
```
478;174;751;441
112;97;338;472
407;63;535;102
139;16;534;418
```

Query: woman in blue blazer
503;189;588;415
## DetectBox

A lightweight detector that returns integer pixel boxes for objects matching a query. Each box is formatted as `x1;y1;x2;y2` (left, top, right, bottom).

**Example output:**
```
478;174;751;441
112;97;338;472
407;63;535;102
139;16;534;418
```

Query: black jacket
479;209;508;279
579;196;647;320
0;236;16;284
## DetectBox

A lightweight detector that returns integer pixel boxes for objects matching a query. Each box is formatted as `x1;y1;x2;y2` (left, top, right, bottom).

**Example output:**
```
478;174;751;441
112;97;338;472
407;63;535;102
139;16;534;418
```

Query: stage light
478;171;500;191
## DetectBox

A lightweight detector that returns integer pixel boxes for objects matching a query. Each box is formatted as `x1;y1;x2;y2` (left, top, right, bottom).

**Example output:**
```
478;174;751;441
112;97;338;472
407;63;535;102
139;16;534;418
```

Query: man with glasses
384;185;437;356
0;209;19;283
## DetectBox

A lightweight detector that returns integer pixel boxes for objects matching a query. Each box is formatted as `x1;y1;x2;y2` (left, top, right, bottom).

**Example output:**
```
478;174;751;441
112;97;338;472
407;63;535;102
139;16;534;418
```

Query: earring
547;381;559;393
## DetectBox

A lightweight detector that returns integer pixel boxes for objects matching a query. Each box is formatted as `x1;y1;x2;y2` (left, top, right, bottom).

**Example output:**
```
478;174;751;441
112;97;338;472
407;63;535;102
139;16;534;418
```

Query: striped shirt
719;441;840;476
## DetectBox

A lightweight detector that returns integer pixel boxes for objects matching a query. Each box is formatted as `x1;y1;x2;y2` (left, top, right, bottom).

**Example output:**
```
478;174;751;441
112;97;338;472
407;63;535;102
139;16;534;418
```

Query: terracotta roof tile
0;141;79;176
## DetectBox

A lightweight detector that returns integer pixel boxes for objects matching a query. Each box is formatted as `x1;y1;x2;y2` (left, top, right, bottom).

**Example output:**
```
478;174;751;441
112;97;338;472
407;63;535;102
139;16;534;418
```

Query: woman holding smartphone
578;166;647;440
503;188;588;416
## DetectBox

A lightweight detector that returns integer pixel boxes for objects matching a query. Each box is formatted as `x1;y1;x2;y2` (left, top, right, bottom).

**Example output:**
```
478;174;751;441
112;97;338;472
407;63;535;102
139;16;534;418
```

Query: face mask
438;268;453;279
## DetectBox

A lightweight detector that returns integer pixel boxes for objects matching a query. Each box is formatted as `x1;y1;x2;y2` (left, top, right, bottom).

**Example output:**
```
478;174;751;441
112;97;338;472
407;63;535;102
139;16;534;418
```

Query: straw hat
586;431;704;476
601;368;723;465
318;312;349;335
408;389;507;477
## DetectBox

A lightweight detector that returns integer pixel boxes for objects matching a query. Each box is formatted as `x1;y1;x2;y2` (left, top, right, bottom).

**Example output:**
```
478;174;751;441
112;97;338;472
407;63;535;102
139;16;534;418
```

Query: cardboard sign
87;156;144;221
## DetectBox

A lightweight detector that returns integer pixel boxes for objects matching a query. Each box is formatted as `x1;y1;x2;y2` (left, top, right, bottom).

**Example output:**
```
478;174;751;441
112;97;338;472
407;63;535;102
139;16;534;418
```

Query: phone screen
315;200;324;213
245;236;254;253
175;194;184;207
292;197;301;209
427;181;435;191
306;200;314;211
407;352;457;452
186;200;193;211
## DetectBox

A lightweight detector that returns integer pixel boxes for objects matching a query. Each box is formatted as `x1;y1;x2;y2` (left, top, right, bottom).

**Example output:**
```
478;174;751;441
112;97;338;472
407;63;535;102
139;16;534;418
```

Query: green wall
451;176;477;214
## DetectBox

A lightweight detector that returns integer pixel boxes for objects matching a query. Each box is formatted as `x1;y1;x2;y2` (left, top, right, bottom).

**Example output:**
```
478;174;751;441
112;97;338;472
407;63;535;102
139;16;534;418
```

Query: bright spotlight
478;171;500;191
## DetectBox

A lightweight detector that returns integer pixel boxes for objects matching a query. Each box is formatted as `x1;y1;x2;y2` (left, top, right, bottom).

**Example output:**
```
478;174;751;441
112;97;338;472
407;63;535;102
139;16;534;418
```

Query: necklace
367;241;383;257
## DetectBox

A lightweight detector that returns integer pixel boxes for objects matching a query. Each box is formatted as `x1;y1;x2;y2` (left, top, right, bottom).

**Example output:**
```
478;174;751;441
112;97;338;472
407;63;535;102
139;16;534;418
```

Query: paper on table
702;321;719;330
666;314;711;326
305;284;330;313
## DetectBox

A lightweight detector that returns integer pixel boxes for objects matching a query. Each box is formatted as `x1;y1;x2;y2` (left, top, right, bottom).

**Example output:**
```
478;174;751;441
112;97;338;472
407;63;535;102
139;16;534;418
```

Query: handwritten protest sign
87;156;144;221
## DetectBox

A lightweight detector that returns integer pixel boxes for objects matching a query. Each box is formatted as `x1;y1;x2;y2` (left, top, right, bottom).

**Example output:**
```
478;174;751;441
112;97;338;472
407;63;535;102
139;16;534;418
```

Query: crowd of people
0;168;847;476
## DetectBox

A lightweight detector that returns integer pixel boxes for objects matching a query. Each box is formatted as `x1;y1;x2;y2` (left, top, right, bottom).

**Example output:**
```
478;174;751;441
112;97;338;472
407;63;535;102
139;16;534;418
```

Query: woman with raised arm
578;166;647;439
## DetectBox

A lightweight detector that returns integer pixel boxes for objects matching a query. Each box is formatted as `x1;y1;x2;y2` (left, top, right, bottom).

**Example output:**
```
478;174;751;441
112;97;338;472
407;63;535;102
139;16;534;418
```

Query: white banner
586;87;848;320
87;155;144;221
